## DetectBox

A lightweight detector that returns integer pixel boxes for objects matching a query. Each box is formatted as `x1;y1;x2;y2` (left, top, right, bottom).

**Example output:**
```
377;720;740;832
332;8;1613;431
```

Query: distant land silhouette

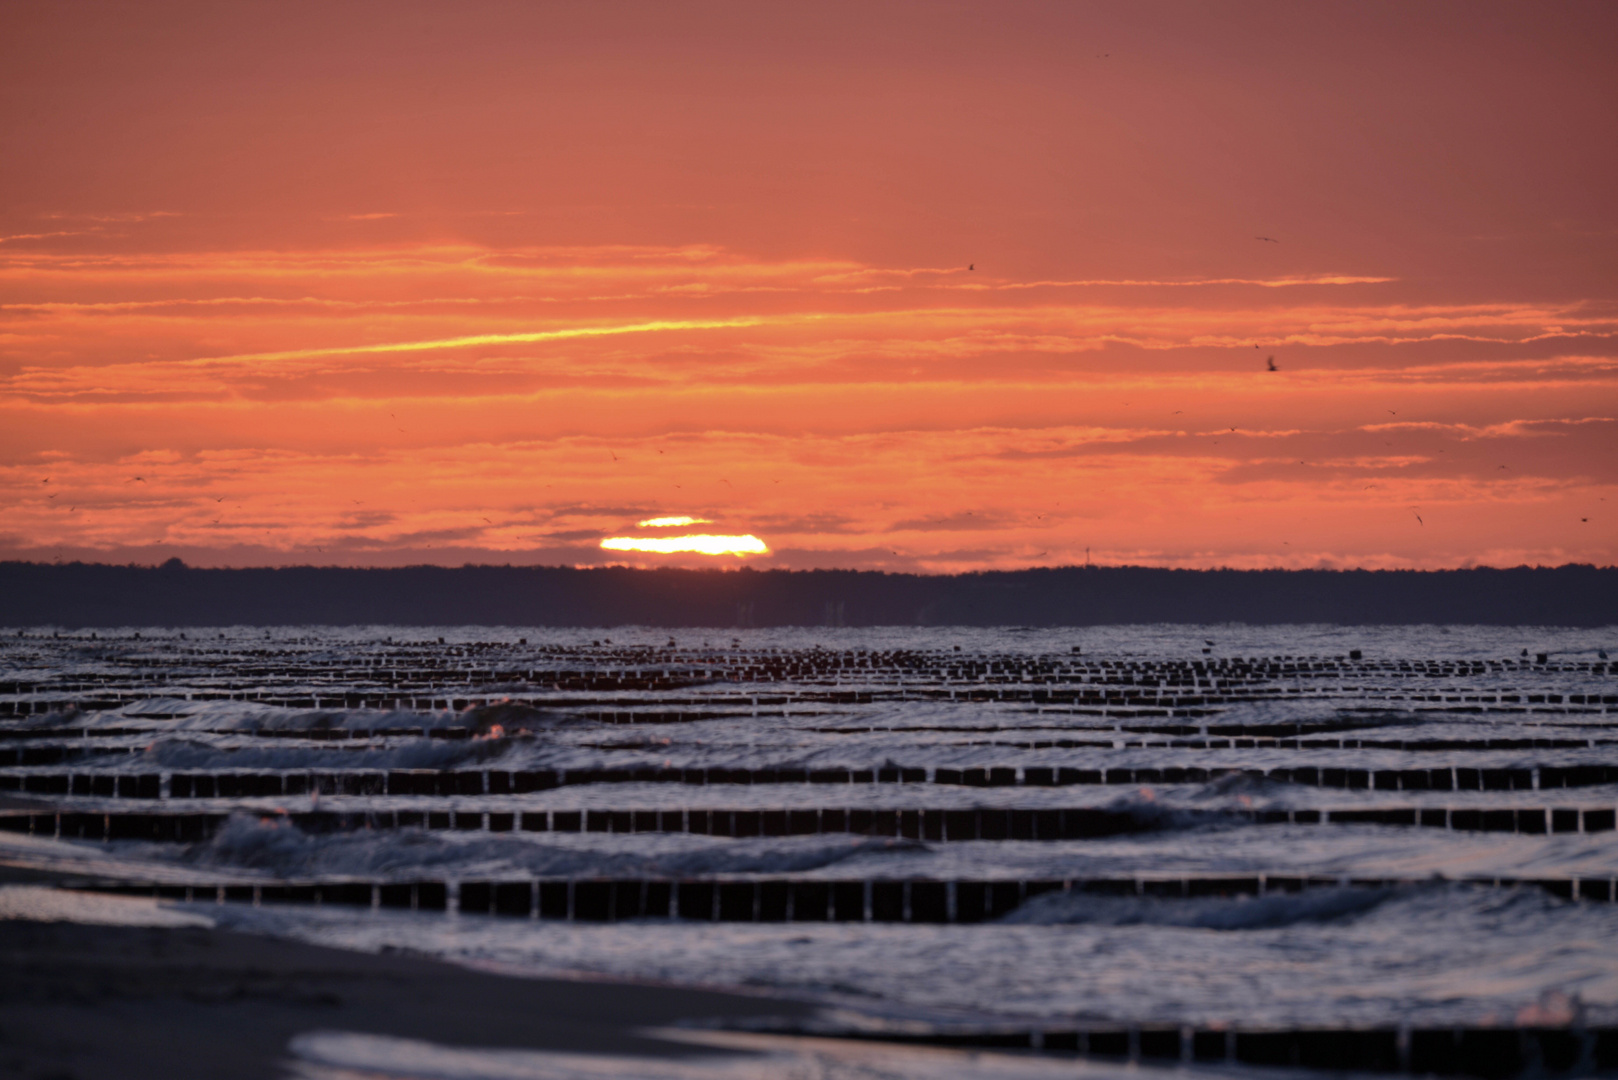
1;561;1614;627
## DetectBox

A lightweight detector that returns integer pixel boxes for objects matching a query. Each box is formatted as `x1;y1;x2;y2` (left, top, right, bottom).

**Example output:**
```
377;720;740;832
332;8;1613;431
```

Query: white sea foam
286;1028;1214;1080
0;884;212;927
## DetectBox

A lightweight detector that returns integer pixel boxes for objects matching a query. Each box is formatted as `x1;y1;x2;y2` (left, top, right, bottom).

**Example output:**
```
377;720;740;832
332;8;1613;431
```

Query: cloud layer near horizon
1;2;1614;571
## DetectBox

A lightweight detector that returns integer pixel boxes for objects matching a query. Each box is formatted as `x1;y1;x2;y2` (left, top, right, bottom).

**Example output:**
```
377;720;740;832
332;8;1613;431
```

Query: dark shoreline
0;914;813;1080
4;561;1616;627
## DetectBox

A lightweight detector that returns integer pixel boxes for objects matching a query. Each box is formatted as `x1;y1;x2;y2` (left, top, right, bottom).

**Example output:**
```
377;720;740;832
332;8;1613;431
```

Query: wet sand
0;915;813;1080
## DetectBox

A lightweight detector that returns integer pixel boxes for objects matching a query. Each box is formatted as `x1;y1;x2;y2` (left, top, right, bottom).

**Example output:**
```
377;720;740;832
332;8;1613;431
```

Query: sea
3;624;1617;1079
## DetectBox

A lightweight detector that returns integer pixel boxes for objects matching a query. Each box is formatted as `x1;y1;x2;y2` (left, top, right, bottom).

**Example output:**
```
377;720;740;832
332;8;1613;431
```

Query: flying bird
968;264;974;271
611;451;618;461
1256;236;1280;243
1266;356;1277;371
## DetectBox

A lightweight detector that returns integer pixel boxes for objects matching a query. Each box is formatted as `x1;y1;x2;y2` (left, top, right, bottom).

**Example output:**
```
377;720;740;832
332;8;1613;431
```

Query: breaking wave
1000;885;1401;930
175;814;926;882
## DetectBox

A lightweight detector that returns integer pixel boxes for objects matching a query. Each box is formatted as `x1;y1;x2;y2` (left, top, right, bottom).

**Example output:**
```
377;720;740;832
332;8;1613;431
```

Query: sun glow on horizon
601;534;769;556
636;515;713;528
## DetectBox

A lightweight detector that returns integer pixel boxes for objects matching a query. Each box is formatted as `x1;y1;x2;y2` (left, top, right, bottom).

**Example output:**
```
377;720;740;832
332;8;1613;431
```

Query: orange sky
2;1;1615;571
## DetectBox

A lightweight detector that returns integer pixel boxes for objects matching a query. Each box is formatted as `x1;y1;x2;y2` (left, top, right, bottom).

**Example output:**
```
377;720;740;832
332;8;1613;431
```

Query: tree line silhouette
1;560;1613;627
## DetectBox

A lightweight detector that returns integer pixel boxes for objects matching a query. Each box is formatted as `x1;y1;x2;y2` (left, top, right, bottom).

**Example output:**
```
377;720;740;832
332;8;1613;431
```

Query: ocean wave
1077;790;1252;834
139;735;521;771
176;813;658;879
998;885;1400;930
462;701;585;733
645;838;929;878
172;813;930;882
1187;772;1291;801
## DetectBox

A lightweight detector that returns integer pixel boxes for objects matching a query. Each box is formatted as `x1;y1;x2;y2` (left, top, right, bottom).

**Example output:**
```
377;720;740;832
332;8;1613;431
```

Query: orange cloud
1;240;1613;571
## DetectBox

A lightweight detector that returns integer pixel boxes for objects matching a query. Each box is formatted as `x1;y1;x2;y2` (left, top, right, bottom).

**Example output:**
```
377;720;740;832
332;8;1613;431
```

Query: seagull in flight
1255;236;1280;243
1266;356;1277;371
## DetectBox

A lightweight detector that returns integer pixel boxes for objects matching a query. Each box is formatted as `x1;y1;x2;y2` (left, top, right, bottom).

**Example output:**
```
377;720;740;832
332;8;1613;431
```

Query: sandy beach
0;910;814;1080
